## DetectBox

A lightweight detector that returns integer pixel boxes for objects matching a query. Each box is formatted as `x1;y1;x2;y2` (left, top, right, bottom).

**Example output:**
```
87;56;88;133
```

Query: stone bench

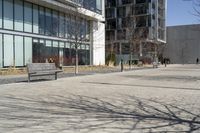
27;63;62;82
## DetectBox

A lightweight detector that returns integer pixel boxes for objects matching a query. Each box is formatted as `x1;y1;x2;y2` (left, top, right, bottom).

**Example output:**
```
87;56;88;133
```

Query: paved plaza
0;65;200;133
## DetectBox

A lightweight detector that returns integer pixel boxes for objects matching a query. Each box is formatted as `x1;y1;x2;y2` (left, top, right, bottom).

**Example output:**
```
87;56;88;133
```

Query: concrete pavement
0;64;200;133
0;66;153;85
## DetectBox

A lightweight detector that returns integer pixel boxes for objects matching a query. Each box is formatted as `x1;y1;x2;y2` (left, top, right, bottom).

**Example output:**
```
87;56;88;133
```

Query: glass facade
0;0;91;68
0;0;2;28
14;36;24;66
24;2;32;32
24;37;32;65
45;8;52;36
0;34;2;68
59;13;65;38
33;5;39;34
0;0;90;40
4;0;14;30
14;0;23;31
71;0;102;14
4;34;14;67
0;34;90;67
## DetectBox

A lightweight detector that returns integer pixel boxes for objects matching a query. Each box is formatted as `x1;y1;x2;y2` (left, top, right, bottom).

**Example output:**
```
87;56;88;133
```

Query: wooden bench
27;63;62;82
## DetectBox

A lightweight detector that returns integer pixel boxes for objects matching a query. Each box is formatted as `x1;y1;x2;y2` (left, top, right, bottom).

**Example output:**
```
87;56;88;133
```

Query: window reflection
4;0;13;30
24;2;32;32
39;7;45;35
0;0;91;42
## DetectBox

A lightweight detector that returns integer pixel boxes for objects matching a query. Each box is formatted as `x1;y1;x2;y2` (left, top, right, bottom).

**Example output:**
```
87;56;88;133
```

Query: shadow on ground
83;81;200;91
124;75;200;83
0;95;199;133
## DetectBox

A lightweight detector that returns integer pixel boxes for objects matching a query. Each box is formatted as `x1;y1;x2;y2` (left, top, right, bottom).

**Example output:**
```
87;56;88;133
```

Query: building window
4;0;14;30
0;34;2;68
39;6;45;34
117;7;126;18
83;0;96;11
14;0;23;31
70;16;75;39
0;0;3;28
65;14;70;38
106;0;116;7
63;42;71;66
4;34;14;67
78;44;86;65
117;30;126;40
14;35;24;66
59;13;65;38
33;39;46;63
24;37;32;64
52;41;59;65
45;8;52;36
33;4;39;34
24;2;32;32
59;42;65;48
45;40;52;62
85;44;90;65
70;43;76;65
121;43;130;54
59;42;64;66
78;44;90;65
52;11;59;36
86;21;90;41
80;19;86;40
96;0;102;13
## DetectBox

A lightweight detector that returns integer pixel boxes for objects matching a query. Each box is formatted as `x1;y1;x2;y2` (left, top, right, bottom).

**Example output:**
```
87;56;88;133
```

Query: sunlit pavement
0;64;200;133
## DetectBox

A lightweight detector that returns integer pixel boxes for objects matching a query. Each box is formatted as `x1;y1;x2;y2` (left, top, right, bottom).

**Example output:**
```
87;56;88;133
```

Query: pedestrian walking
196;58;199;64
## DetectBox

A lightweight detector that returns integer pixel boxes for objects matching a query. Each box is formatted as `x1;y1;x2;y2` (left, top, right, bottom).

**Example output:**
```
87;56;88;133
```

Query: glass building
105;0;166;64
0;0;105;68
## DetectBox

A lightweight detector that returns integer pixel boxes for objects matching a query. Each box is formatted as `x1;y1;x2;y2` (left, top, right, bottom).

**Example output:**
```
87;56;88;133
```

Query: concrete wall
92;21;105;65
164;24;200;64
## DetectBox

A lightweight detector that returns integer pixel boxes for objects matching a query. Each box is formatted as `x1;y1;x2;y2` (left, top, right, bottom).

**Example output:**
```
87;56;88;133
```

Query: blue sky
167;0;200;26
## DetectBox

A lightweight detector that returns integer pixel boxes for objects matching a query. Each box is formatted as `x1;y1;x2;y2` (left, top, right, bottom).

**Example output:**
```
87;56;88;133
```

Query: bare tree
125;13;148;68
67;0;106;74
67;7;84;74
105;30;116;66
153;41;166;64
184;0;200;18
68;1;98;74
191;0;200;16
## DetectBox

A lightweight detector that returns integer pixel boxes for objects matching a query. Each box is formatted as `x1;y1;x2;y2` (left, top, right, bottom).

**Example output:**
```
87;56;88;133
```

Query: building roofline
167;23;200;28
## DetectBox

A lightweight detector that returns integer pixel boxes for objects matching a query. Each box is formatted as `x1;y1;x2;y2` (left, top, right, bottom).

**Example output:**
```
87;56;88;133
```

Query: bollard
121;59;124;72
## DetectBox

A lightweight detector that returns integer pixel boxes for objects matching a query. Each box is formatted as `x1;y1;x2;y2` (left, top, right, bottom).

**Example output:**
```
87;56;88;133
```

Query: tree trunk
75;49;79;75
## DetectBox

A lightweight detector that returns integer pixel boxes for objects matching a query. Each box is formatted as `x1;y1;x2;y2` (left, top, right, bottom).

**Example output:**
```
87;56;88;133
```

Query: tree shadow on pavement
124;75;200;82
82;81;200;91
0;95;200;133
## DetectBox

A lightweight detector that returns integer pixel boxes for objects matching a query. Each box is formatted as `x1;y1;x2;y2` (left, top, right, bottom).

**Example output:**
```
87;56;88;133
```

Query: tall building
0;0;105;68
105;0;166;64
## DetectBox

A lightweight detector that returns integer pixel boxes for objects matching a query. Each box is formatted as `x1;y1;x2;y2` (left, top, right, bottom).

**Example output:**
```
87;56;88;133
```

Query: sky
167;0;200;26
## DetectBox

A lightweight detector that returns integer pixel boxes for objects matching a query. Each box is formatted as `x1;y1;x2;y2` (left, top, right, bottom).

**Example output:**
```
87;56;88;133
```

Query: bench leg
55;73;57;80
28;74;31;82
